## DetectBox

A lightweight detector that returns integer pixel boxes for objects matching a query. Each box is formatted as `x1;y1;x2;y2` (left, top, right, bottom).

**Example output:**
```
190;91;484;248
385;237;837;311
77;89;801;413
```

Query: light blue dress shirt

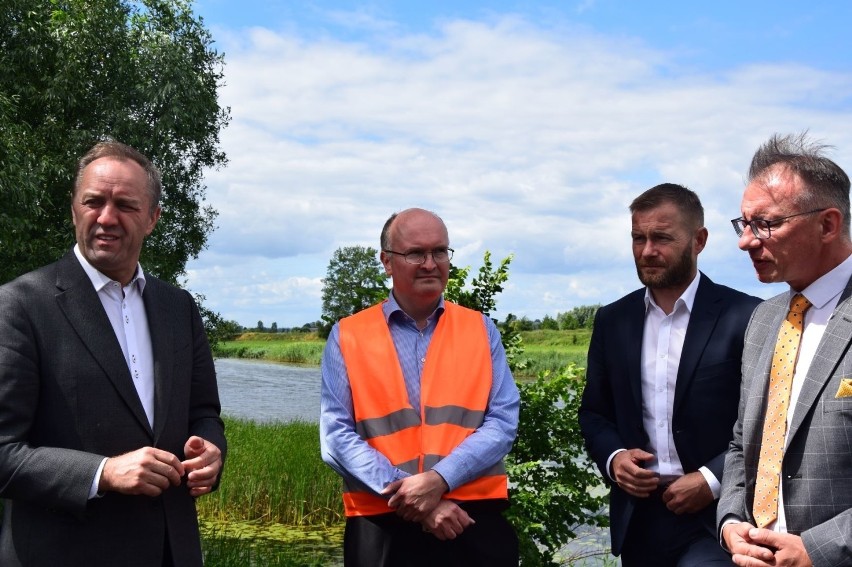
319;292;520;496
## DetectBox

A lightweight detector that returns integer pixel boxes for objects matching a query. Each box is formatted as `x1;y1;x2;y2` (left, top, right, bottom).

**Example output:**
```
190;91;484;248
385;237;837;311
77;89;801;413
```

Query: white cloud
186;14;852;327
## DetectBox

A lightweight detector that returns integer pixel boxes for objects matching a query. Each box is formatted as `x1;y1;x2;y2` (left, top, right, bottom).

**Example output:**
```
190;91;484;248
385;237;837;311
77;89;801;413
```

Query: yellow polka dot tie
753;293;811;528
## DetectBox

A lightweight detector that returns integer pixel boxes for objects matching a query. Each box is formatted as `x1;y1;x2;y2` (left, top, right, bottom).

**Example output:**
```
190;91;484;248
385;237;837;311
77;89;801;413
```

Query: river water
216;358;322;422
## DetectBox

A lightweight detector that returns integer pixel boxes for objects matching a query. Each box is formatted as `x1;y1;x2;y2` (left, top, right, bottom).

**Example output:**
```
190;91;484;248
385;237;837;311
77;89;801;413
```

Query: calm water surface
215;358;321;422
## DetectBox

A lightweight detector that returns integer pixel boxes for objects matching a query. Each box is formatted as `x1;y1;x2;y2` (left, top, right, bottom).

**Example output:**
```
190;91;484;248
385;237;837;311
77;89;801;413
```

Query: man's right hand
611;448;659;497
721;521;776;565
100;447;184;496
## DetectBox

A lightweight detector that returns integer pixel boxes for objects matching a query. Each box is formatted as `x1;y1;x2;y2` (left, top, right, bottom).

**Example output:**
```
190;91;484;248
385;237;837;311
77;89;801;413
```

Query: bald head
380;208;447;252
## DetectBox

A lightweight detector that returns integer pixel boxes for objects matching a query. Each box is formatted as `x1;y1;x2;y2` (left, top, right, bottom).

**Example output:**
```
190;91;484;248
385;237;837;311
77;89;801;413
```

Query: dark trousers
620;494;733;567
343;502;519;567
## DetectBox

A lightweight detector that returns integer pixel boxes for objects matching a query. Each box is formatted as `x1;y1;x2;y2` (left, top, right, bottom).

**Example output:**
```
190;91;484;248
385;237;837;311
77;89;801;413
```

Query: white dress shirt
73;245;156;497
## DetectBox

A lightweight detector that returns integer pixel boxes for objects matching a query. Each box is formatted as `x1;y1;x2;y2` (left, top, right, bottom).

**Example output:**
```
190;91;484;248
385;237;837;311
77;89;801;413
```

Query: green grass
214;332;325;365
515;329;591;377
197;418;342;526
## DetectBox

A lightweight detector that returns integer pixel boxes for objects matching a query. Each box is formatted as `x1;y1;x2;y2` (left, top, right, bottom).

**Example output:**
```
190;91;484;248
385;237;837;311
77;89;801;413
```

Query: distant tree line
505;304;600;332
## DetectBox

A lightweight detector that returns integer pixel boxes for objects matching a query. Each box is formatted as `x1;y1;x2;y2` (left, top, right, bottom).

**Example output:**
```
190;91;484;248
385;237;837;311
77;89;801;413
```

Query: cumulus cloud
186;12;852;327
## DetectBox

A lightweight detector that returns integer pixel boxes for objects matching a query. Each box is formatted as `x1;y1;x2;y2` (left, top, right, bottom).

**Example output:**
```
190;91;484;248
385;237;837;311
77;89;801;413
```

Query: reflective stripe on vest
338;301;509;517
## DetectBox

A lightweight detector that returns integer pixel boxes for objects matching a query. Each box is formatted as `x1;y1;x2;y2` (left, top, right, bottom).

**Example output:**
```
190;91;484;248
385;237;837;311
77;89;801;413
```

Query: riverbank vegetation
198;418;344;565
213;328;591;379
213;331;325;365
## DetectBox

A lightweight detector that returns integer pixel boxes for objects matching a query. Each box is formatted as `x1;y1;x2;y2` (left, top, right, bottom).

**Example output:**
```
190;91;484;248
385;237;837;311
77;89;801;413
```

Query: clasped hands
99;436;223;497
381;469;475;541
722;522;813;567
610;448;713;514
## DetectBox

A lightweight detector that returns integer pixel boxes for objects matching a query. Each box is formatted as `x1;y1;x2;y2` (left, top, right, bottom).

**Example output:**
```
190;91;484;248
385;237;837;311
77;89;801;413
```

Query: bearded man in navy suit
579;183;760;566
0;140;226;566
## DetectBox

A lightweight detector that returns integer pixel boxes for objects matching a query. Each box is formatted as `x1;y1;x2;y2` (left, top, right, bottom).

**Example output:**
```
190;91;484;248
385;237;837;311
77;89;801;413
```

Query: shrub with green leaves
506;365;609;566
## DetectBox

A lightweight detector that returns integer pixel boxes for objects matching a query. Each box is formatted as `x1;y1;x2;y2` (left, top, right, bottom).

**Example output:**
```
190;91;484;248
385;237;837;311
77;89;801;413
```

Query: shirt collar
643;271;701;315
795;251;852;310
382;290;445;324
73;244;146;294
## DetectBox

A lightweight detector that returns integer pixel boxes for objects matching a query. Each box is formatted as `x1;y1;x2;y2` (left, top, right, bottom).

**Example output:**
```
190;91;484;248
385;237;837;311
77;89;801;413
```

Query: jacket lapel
143;277;174;444
673;274;716;414
625;292;646;412
54;252;152;435
787;275;852;443
745;295;788;452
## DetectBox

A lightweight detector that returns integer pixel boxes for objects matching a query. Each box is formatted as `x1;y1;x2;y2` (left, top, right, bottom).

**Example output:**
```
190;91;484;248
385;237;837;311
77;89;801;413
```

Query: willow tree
0;0;229;284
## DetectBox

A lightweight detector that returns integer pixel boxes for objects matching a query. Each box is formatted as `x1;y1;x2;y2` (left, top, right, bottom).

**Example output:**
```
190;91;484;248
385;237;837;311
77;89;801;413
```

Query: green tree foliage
319;245;389;338
540;314;559;330
0;0;229;285
557;305;601;330
446;252;525;371
446;251;512;316
506;365;609;566
512;315;536;332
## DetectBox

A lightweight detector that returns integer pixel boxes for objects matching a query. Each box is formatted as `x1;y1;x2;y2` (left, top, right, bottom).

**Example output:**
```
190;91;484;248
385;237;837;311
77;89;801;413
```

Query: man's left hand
382;470;448;522
181;436;223;497
661;471;713;514
421;500;474;540
731;528;813;567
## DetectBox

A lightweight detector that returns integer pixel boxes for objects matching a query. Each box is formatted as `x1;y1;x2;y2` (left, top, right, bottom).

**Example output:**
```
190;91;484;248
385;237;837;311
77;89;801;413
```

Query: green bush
507;365;609;566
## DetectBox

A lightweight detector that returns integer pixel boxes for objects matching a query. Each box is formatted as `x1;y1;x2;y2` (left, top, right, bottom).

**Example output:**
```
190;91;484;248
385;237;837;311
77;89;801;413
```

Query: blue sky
184;0;852;328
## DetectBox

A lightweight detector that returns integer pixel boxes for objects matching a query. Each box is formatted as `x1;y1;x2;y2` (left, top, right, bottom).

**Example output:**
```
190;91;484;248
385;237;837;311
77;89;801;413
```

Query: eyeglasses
730;208;827;240
383;248;454;264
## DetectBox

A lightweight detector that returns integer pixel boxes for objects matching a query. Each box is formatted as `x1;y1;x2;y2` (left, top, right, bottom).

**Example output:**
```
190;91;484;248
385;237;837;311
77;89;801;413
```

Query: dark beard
635;243;695;290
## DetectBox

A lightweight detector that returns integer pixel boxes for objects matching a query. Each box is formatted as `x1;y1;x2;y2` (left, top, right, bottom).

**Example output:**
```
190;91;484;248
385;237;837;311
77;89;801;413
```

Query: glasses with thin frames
384;248;454;264
730;208;827;240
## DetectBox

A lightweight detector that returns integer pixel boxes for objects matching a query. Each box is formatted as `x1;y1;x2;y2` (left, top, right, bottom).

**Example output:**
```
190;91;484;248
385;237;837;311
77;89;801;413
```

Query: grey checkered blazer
717;280;852;567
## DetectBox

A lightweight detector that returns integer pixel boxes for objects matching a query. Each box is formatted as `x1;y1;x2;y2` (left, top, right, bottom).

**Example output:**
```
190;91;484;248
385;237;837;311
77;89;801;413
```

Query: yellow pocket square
836;378;852;398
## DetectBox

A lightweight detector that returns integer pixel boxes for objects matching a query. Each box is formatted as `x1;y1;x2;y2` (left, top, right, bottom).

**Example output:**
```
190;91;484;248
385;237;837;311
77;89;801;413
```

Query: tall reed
197;417;343;526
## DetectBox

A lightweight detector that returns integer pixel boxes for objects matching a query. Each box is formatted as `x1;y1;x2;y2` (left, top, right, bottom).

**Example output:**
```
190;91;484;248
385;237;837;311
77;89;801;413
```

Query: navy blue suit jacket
579;273;760;556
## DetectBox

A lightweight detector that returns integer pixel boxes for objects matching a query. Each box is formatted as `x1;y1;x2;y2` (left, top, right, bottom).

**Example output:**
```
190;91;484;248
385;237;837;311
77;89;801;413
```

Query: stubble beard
636;243;695;290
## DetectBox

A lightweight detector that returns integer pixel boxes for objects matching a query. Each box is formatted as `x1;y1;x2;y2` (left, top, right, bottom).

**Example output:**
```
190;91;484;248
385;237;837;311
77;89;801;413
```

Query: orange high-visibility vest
337;301;509;517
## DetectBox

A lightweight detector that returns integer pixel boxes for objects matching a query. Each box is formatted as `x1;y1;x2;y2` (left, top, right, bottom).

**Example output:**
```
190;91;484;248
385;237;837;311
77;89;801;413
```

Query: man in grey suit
719;132;852;567
0;141;226;566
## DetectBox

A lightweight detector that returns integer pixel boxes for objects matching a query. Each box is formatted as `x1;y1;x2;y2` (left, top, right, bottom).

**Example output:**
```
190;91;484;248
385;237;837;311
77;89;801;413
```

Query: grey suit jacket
0;251;226;566
717;277;852;567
